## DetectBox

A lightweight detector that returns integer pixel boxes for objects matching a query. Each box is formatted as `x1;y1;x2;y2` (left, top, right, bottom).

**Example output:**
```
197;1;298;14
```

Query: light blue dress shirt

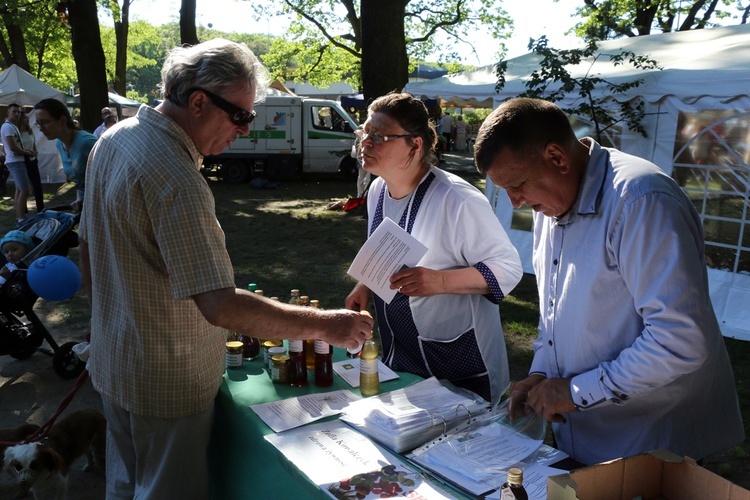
531;138;744;464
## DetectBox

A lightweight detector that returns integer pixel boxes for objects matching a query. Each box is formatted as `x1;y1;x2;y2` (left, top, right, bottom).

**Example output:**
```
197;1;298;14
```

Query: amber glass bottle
314;339;333;387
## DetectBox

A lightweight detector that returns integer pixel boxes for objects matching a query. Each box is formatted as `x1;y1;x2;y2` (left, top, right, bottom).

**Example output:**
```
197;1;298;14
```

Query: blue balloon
27;255;82;301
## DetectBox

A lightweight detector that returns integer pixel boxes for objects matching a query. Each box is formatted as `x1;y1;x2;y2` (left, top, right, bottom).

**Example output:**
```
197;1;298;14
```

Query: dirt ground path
0;310;105;499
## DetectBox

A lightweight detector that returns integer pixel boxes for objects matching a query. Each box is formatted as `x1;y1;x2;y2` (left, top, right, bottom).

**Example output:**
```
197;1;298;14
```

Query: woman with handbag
19;112;44;212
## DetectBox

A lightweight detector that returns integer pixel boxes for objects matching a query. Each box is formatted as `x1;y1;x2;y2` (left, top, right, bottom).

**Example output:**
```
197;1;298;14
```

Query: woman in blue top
33;99;97;212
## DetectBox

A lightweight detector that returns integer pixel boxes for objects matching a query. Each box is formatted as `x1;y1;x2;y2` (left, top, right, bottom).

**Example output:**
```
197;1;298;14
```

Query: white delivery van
202;93;359;182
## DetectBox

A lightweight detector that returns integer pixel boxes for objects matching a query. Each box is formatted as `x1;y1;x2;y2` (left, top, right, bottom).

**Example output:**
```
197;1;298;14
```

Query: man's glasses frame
192;88;256;127
355;129;415;145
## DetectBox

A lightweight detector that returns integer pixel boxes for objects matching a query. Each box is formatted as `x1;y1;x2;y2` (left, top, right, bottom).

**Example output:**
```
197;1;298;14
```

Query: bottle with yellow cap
500;468;528;500
359;311;379;397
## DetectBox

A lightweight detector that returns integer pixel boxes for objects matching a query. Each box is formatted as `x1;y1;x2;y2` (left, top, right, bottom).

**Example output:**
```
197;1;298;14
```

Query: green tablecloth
208;348;423;499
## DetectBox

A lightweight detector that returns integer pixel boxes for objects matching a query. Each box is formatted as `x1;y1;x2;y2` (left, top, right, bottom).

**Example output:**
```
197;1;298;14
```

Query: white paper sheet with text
250;390;361;433
332;358;400;387
347;217;428;304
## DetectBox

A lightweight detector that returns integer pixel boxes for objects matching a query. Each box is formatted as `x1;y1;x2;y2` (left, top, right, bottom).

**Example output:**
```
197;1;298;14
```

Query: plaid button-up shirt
80;105;235;418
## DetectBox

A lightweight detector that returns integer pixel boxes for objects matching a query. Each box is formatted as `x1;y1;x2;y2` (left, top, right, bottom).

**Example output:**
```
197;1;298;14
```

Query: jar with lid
267;346;286;369
500;468;528;500
225;341;244;370
262;339;283;365
289;289;301;306
271;354;290;384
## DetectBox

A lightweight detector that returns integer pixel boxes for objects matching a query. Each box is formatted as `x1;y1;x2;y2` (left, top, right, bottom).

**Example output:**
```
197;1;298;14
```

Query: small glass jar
267;346;286;369
225;341;244;370
271;354;290;384
262;339;283;364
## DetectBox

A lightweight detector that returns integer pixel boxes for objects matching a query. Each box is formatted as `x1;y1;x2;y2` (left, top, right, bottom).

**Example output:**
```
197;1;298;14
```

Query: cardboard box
547;449;750;500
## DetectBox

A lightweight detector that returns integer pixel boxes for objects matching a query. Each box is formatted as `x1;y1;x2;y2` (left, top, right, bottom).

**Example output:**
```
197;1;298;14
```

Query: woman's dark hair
33;98;77;130
368;92;438;168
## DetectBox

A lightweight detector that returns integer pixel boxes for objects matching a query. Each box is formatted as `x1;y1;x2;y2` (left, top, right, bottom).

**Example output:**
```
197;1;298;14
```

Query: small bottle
305;300;320;370
247;283;257;292
289;289;301;306
254;289;264;297
300;295;310;307
359;337;379;396
314;339;333;387
288;339;308;387
500;468;528;500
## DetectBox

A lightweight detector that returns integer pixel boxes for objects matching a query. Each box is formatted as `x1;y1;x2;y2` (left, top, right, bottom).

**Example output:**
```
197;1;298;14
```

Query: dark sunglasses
192;88;256;127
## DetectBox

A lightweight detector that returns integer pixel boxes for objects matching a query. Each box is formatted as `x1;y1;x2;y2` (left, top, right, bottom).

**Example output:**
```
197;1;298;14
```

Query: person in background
0;229;34;286
98;114;118;138
80;38;372;499
345;92;522;405
19;112;43;212
454;114;467;152
440;110;453;151
475;97;744;465
33;99;96;212
2;103;34;224
93;107;113;138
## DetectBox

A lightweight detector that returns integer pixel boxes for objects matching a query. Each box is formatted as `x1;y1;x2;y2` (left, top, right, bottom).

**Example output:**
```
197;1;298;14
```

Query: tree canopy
574;0;744;40
255;0;512;101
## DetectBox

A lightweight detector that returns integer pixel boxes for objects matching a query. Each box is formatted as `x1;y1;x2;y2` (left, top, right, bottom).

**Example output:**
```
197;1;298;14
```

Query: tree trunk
1;11;31;70
360;0;409;104
113;0;130;96
67;0;108;132
180;0;199;46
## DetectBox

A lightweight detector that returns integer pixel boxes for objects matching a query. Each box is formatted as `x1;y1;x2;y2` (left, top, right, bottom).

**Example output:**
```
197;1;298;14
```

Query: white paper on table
265;421;456;499
250;390;361;433
347;217;428;304
332;358;400;387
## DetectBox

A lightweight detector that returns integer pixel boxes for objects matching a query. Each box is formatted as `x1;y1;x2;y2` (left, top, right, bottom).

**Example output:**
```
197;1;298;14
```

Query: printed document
332;358;400;387
250;390;361;433
347;217;428;304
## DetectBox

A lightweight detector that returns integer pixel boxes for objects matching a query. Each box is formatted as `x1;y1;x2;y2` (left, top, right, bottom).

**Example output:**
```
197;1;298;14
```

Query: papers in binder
407;402;569;499
265;421;456;499
347;217;428;304
339;377;488;453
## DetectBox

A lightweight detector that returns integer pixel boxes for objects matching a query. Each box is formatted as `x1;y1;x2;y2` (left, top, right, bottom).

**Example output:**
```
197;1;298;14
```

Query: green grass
3;174;748;486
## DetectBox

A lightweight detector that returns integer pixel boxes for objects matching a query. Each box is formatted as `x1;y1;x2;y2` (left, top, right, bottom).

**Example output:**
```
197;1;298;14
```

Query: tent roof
405;23;750;107
0;65;65;106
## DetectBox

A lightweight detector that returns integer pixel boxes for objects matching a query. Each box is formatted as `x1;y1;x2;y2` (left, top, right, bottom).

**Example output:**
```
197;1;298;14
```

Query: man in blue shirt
474;98;744;465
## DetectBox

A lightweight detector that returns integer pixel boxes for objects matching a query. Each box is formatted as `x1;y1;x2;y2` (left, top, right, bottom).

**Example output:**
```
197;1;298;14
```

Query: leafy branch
496;36;661;140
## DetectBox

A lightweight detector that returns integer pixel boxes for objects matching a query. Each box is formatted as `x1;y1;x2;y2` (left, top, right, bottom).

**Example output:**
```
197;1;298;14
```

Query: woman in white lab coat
345;93;522;404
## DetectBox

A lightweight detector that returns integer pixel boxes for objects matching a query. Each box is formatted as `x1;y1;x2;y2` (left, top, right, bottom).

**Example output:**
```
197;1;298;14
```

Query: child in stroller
0;230;34;285
0;209;86;378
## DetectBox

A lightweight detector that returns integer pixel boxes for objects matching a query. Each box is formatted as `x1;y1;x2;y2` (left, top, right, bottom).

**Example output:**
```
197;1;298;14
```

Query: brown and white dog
0;423;40;465
3;409;106;500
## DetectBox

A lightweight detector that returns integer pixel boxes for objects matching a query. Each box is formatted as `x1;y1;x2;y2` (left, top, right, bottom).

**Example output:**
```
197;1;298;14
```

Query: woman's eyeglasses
355;129;415;145
192;88;256;127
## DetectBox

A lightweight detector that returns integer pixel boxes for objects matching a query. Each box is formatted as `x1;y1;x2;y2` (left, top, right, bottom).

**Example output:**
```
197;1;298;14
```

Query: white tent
0;65;66;183
406;24;750;341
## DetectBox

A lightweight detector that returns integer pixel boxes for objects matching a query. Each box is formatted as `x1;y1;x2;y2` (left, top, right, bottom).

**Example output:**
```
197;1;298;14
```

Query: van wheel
222;161;251;183
340;157;358;180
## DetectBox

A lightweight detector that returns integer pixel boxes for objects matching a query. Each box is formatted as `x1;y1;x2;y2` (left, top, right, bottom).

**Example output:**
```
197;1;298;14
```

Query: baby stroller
0;208;86;379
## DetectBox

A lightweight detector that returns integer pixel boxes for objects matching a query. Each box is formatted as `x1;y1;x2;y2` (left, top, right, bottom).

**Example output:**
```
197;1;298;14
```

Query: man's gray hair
161;38;269;107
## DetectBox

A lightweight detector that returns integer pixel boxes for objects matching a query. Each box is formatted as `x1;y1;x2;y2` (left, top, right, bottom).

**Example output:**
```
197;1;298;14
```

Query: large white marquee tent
406;24;750;340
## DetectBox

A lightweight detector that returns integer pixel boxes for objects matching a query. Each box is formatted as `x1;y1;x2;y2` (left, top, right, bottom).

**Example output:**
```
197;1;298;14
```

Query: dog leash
0;369;90;447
